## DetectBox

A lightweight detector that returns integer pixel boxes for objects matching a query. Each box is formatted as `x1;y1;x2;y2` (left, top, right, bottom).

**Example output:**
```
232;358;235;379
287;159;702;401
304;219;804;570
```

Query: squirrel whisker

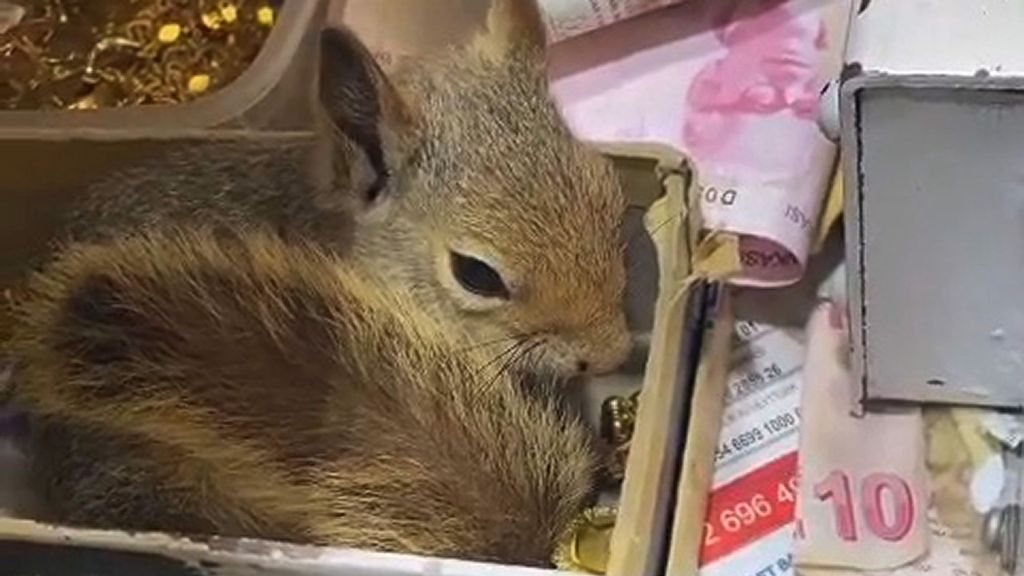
453;334;522;354
485;338;546;390
477;338;528;375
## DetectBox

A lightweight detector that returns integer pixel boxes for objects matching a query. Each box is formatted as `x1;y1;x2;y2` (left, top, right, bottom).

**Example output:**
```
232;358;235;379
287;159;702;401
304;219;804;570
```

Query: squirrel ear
472;0;548;61
318;27;420;204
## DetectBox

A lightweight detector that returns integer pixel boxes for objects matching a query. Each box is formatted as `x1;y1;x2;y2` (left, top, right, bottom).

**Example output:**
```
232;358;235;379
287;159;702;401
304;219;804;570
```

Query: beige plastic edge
599;141;699;576
0;1;326;137
664;290;735;575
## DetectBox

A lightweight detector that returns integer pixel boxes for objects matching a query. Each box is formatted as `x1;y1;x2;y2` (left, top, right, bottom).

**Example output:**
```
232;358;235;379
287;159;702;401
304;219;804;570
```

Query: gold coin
187;74;211;94
201;11;223;30
256;6;275;26
552;506;617;574
157;23;182;44
219;4;238;24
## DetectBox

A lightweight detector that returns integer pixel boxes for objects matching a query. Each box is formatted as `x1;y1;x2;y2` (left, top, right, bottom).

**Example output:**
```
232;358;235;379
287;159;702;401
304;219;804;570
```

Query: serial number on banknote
714;406;800;464
725;361;786;404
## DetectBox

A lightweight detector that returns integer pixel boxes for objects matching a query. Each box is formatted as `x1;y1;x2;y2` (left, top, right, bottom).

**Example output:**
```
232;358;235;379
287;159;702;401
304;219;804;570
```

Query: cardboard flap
604;142;740;576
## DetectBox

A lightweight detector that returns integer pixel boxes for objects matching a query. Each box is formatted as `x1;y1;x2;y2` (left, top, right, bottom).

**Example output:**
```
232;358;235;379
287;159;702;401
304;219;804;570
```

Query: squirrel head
314;0;631;379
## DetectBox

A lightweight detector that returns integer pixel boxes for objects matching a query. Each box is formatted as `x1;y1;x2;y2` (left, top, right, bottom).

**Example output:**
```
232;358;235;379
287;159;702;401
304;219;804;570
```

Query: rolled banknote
793;301;930;570
548;0;851;286
803;410;1006;576
538;0;686;42
800;513;1002;576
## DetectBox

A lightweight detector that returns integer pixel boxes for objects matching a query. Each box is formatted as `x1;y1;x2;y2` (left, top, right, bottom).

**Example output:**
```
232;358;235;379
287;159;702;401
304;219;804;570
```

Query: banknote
548;0;851;286
800;513;1001;576
793;301;930;570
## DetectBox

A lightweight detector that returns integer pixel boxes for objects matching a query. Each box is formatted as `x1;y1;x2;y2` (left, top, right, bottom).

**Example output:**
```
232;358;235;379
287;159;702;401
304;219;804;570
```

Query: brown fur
64;0;631;378
8;228;597;566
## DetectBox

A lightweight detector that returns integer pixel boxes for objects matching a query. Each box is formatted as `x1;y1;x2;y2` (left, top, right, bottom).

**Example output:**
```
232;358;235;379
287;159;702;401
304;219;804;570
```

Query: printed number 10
814;471;914;542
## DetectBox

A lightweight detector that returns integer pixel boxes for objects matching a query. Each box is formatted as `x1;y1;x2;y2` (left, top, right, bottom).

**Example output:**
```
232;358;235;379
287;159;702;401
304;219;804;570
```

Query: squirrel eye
449;251;510;299
363;169;390;204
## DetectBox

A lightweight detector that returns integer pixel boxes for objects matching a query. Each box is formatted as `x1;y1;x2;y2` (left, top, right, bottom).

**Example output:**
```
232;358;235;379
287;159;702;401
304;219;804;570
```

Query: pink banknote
793;301;930;570
548;0;851;286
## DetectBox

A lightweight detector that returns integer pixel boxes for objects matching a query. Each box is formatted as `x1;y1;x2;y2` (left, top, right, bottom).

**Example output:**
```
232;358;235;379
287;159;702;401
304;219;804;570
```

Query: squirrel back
9;228;596;565
65;0;633;380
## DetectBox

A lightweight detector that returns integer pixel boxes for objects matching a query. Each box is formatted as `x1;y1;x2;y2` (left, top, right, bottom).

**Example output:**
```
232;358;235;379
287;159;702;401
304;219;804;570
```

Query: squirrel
7;227;597;566
62;0;633;379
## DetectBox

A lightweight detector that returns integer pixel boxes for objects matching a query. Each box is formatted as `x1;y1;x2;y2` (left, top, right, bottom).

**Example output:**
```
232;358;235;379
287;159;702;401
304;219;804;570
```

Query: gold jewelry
552;505;618;574
600;389;640;483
